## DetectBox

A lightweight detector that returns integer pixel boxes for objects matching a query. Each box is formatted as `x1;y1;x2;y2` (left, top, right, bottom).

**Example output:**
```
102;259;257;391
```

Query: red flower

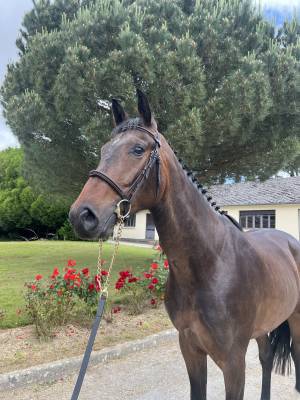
57;289;63;296
151;263;158;270
101;270;108;276
115;280;125;290
152;277;159;285
88;283;95;291
51;267;59;279
81;268;89;276
150;298;156;305
31;284;37;291
164;260;169;269
119;270;131;279
49;284;54;289
113;306;121;314
64;269;78;281
35;274;43;281
128;277;138;283
144;272;152;279
67;259;76;267
148;284;155;291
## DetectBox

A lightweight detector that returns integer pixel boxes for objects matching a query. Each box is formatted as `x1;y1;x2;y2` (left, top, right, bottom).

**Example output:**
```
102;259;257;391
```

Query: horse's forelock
111;117;142;136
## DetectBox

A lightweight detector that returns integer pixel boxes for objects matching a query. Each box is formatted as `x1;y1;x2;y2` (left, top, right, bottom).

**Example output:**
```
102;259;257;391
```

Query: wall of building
122;210;159;241
121;204;300;242
224;204;300;240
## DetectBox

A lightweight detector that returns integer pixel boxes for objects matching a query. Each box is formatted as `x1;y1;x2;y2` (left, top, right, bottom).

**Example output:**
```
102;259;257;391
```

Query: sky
0;0;32;150
0;0;299;151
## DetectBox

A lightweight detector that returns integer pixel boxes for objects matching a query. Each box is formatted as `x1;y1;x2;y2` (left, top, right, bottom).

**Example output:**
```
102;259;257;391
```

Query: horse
69;90;300;400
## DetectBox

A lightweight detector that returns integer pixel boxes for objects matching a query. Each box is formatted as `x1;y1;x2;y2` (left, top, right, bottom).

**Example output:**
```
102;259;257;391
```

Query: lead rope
71;200;130;400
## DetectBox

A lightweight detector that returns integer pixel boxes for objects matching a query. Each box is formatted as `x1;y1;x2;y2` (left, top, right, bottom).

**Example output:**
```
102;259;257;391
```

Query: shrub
57;220;79;241
115;270;147;315
115;245;169;311
24;259;108;338
24;247;170;337
142;246;169;306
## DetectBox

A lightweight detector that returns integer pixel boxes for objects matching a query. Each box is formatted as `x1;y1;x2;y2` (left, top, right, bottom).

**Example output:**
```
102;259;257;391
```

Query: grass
0;241;155;328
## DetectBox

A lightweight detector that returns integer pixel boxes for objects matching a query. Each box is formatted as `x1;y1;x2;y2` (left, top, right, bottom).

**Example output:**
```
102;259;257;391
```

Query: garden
0;240;172;373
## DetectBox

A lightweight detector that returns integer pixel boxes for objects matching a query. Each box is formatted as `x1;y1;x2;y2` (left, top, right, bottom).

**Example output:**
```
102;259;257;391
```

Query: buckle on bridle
115;199;131;220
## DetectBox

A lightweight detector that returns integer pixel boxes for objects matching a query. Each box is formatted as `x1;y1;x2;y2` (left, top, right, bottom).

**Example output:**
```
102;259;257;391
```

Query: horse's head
69;90;168;240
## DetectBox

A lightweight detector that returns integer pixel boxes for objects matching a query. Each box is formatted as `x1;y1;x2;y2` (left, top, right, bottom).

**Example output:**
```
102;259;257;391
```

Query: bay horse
69;90;300;400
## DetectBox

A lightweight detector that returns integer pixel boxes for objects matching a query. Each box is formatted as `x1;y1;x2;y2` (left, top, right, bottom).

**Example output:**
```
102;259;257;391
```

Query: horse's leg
179;333;207;400
288;312;300;392
221;345;248;400
256;335;274;400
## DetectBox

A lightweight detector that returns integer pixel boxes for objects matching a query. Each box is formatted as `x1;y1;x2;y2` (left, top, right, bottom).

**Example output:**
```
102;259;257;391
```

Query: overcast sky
0;0;299;151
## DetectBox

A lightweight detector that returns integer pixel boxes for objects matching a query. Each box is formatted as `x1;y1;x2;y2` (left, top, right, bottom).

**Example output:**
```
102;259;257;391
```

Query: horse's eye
132;145;145;156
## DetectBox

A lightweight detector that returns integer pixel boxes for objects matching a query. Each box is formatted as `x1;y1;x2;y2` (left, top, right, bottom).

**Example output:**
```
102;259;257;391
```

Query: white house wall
224;204;300;240
121;210;159;241
120;204;300;242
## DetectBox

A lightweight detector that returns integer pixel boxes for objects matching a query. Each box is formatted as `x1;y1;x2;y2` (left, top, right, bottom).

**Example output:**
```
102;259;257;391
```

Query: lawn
0;241;155;328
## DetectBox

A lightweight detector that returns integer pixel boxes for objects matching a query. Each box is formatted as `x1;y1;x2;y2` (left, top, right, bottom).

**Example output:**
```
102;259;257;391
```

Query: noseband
88;125;161;215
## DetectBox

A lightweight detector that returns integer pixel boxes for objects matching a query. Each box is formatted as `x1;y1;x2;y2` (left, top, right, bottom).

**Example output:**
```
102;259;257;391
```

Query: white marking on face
111;136;121;146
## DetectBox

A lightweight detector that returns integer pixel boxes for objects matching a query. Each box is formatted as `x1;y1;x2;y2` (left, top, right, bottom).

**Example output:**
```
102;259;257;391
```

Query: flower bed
25;246;169;338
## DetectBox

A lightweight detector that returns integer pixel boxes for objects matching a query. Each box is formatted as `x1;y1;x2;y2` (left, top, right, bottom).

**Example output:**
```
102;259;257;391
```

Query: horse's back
245;228;300;270
244;228;300;336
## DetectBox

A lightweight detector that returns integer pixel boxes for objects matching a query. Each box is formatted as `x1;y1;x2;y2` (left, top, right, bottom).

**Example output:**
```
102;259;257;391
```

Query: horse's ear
111;99;127;126
137;89;152;126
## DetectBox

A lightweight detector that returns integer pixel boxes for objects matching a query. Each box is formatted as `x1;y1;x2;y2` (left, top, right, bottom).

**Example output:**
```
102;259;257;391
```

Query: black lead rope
71;294;107;400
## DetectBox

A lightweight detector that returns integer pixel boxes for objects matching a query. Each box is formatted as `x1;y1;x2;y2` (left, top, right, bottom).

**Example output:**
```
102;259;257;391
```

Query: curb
0;328;177;391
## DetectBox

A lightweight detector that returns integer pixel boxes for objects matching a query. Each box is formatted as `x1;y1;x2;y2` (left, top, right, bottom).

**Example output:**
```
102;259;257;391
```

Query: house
121;176;300;241
210;176;300;240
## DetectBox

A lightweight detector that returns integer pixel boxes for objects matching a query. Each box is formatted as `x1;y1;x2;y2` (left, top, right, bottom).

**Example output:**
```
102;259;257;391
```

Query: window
239;210;275;229
124;214;136;227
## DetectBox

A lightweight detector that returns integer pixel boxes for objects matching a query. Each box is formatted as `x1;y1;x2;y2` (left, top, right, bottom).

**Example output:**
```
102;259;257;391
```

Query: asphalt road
2;340;300;399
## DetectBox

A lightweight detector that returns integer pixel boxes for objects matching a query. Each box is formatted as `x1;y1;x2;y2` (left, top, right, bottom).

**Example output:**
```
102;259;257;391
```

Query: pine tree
1;0;299;196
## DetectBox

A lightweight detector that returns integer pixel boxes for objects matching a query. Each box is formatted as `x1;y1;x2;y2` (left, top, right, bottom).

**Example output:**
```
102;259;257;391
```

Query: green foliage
0;148;69;239
57;220;78;240
1;0;300;189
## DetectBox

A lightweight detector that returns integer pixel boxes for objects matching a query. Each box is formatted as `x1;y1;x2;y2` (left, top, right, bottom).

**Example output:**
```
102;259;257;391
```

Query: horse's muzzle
69;204;116;240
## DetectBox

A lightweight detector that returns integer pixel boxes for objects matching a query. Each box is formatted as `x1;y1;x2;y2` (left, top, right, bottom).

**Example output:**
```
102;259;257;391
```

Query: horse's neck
151;160;229;275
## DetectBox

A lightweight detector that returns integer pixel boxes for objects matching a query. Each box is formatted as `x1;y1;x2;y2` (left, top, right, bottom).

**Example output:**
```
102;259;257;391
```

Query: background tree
0;148;68;239
1;0;299;197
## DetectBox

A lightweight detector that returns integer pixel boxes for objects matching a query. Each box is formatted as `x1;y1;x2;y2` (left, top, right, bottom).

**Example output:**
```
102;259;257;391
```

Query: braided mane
172;150;243;231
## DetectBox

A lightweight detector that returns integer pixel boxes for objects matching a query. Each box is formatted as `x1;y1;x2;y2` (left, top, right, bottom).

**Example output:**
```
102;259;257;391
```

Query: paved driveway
2;340;299;399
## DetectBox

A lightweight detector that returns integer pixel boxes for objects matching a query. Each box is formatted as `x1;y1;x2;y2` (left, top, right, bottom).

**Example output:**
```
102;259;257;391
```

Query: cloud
0;130;19;151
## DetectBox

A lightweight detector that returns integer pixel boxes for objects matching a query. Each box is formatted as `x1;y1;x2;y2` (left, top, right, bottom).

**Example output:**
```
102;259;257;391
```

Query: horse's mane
174;155;243;231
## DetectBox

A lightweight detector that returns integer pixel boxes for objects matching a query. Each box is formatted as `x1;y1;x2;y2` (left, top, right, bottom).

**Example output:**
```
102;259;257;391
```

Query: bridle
88;124;161;217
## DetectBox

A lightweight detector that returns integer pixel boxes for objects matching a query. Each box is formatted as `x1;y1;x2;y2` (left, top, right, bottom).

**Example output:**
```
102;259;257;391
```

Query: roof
209;176;300;207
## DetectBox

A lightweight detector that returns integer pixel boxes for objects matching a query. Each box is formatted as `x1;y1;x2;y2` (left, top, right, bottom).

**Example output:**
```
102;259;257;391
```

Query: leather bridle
88;125;161;215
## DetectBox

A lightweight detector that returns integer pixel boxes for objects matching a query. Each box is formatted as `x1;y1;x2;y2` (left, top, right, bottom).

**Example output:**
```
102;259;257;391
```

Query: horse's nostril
79;207;98;231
